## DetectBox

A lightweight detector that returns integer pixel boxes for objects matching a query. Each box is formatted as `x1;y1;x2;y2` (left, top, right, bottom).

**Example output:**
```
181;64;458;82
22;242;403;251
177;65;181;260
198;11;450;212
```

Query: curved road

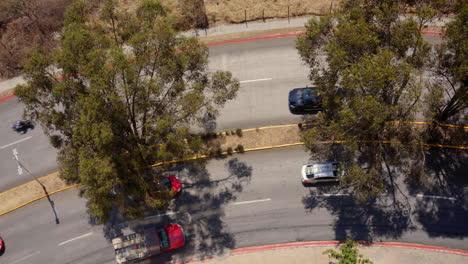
0;34;444;192
0;147;466;264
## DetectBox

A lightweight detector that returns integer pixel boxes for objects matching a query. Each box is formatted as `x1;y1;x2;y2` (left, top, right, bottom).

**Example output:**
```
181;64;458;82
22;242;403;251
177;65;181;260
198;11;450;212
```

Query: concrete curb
170;241;468;264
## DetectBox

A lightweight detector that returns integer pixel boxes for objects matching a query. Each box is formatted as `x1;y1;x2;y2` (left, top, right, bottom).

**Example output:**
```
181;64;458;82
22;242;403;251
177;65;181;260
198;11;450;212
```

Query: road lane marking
9;251;40;264
316;194;350;197
58;232;93;246
233;198;271;205
0;136;32;149
239;78;272;84
416;194;456;201
144;211;177;219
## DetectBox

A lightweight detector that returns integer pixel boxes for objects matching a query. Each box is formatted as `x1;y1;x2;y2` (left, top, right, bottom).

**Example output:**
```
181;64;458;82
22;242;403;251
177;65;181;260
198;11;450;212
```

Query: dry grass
0;172;69;214
117;0;335;26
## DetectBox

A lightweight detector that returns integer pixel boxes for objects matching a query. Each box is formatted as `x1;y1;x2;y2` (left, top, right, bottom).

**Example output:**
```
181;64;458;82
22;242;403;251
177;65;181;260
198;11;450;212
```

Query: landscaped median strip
169;241;468;264
0;122;466;216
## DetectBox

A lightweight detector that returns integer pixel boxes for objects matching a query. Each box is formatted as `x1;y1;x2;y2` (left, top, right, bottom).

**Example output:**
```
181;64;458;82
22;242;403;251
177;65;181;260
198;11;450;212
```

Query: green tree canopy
15;0;239;222
323;239;373;264
296;0;443;201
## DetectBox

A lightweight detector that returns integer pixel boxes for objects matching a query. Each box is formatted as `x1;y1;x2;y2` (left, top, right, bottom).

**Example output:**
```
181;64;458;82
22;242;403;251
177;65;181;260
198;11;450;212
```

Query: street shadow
92;157;252;263
414;197;468;238
403;148;468;238
302;189;413;242
406;148;467;197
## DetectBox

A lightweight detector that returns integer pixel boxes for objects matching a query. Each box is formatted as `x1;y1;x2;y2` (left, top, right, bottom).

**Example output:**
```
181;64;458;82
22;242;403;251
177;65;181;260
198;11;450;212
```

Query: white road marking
144;211;177;219
233;198;271;205
0;136;32;149
239;78;272;84
316;193;350;197
58;232;93;246
416;194;456;201
9;251;40;264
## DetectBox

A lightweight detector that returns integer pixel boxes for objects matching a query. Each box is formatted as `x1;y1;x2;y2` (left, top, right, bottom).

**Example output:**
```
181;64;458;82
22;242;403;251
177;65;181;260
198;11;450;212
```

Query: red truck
112;224;185;263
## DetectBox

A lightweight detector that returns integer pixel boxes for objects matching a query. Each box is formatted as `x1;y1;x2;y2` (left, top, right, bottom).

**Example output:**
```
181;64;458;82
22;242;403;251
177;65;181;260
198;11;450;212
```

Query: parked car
11;120;32;131
0;236;4;253
112;224;185;264
301;161;343;185
148;175;182;198
288;87;322;114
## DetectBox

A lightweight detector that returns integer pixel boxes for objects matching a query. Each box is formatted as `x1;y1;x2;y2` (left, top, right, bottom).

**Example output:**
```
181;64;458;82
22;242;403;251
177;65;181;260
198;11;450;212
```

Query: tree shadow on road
301;187;414;242
404;148;468;238
90;157;252;263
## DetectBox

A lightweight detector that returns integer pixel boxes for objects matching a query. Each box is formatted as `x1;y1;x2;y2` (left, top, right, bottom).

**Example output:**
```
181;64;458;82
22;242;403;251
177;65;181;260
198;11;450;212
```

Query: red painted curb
169;241;468;263
0;93;15;102
0;28;443;103
206;31;304;47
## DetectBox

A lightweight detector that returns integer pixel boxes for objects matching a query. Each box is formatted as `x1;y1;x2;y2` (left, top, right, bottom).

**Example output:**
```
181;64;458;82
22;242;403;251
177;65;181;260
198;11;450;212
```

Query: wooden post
245;9;247;24
287;6;290;24
263;9;265;22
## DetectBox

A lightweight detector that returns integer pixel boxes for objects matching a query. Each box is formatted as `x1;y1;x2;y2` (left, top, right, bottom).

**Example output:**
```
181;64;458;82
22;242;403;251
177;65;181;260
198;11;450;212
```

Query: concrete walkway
172;241;468;264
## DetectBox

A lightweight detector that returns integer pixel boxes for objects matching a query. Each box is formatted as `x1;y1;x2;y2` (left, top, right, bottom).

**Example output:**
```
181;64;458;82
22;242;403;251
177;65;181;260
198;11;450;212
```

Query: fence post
330;2;333;14
263;9;265;22
245;9;247;26
287;6;290;24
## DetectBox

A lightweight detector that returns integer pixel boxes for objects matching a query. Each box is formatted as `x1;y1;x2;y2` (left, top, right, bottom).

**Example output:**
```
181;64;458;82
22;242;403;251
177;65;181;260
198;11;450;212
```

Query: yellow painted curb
1;122;466;216
0;173;59;198
0;184;80;216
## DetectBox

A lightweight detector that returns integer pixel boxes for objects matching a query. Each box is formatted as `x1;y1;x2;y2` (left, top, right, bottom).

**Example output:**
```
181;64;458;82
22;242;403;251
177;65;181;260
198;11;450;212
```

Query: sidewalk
172;241;468;264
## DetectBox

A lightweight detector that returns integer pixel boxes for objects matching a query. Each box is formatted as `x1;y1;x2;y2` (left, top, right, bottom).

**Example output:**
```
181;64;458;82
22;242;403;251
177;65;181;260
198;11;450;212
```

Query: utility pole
12;148;60;224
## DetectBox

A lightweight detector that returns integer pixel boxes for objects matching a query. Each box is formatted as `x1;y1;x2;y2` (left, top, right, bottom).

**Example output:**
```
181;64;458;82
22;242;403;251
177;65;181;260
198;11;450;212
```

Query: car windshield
157;228;171;249
302;88;318;104
161;177;172;189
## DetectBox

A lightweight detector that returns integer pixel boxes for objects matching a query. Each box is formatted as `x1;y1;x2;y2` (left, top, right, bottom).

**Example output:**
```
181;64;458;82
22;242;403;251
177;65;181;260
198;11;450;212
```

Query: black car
288;87;322;114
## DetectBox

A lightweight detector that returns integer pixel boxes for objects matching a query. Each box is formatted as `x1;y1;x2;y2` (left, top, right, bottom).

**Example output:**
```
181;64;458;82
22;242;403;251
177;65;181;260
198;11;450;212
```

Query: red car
148;175;182;197
112;224;185;263
0;236;4;253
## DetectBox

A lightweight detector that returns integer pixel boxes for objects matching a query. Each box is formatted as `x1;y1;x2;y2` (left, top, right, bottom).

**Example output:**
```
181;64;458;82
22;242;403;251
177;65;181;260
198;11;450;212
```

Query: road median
1;122;466;216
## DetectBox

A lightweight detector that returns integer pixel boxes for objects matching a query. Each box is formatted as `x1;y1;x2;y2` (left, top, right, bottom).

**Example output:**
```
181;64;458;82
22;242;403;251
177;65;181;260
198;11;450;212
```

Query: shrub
234;144;244;153
236;128;243;137
227;146;233;154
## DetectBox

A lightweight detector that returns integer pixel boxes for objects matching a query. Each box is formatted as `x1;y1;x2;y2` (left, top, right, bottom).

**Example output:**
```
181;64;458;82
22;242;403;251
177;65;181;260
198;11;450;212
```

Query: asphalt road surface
0;147;466;264
0;36;308;192
0;34;444;192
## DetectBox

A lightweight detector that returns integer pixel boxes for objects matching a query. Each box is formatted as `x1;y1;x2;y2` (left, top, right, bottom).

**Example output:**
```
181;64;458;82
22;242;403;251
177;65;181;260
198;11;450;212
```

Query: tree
296;0;439;202
427;4;467;123
15;0;239;222
323;239;373;264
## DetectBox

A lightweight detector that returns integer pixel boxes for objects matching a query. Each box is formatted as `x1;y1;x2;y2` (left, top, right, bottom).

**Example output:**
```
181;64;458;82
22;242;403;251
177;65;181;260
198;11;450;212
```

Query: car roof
303;162;339;178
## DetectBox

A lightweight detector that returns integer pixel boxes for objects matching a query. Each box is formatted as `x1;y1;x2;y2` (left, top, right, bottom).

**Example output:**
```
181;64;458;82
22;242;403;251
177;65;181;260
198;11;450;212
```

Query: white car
301;162;343;185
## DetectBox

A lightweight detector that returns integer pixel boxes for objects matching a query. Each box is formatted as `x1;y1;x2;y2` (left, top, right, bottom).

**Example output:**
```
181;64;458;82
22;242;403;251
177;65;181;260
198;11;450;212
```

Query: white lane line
233;198;271;205
144;211;177;219
239;78;272;84
0;136;32;149
58;232;93;246
316;194;350;197
9;251;40;264
416;194;456;201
